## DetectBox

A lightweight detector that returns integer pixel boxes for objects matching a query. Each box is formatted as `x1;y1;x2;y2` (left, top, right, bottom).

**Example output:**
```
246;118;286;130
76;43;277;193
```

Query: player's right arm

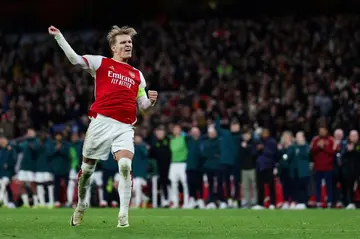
48;25;101;77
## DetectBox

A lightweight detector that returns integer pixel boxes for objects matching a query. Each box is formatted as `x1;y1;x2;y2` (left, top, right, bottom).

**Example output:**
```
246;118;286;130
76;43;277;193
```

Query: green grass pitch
0;208;359;239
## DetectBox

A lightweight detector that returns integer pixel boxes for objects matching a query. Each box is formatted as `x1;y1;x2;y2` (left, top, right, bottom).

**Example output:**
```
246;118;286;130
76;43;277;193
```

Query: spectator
0;136;16;208
230;119;242;208
202;125;221;209
277;131;294;209
49;132;70;207
185;127;205;209
289;131;310;209
35;130;54;208
132;134;149;208
332;129;347;207
342;130;360;209
310;126;335;208
67;132;83;207
169;124;189;208
240;129;256;208
149;126;171;207
17;128;39;207
214;117;237;208
101;153;120;208
253;128;277;209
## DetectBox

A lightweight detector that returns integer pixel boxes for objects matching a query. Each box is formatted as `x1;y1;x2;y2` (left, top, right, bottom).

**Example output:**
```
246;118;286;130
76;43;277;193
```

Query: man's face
261;129;270;138
71;133;79;142
319;128;328;137
334;129;343;141
349;131;359;143
230;123;240;133
27;129;36;138
190;127;200;139
55;134;62;141
173;125;182;136
155;129;165;139
112;34;132;60
208;126;217;138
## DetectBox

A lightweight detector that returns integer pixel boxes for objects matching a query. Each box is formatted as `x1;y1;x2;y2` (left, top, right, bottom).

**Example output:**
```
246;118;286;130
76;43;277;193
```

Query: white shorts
35;172;54;183
83;114;135;161
1;177;10;185
90;171;103;186
69;169;78;180
18;170;35;182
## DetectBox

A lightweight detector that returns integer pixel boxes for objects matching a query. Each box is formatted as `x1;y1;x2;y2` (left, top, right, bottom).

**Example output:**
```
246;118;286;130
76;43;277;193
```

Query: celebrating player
48;25;158;228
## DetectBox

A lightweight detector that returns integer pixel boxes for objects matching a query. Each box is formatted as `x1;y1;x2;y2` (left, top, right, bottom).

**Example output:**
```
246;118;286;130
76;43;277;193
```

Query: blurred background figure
202;124;223;209
67;132;82;207
17;128;39;208
332;129;346;208
342;130;360;209
169;124;189;208
310;126;335;208
277;131;294;209
289;131;310;209
0;136;16;208
132;134;149;208
185;127;204;209
240;129;256;208
35;130;54;208
150;126;171;207
253;128;277;209
50;132;70;208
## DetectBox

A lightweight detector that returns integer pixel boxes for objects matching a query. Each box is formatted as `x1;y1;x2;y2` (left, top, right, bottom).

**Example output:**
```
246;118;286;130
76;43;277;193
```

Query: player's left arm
137;72;157;112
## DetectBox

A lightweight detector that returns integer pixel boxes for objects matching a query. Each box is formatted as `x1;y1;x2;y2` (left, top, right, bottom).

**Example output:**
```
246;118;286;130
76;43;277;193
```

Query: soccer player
48;25;158;228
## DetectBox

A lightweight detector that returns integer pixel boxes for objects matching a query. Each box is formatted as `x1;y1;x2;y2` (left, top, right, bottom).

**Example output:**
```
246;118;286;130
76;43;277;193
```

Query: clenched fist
48;25;61;36
148;90;158;105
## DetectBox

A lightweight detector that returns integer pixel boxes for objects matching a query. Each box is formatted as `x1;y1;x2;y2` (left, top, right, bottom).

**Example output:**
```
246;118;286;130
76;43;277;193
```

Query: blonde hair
107;25;137;48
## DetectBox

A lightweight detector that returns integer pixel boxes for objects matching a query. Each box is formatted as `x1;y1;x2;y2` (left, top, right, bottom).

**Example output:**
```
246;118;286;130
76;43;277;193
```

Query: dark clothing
206;170;225;203
341;142;360;205
133;144;148;178
240;140;256;170
0;145;16;178
54;174;68;202
149;137;171;201
187;170;203;199
253;137;277;172
257;168;276;206
295;177;309;204
49;140;70;176
315;171;333;204
280;171;293;202
102;169;118;204
186;136;203;171
215;118;236;166
202;137;221;171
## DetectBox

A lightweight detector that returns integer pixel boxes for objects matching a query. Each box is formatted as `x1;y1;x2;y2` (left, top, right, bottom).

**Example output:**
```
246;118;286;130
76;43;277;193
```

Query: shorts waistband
88;111;124;125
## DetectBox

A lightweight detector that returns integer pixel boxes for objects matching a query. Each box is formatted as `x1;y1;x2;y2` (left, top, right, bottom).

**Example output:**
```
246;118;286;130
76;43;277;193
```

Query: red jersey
310;135;335;171
82;55;146;124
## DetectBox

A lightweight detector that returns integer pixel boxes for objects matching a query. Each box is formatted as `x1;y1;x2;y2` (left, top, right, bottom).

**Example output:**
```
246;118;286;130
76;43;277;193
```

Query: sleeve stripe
82;56;90;68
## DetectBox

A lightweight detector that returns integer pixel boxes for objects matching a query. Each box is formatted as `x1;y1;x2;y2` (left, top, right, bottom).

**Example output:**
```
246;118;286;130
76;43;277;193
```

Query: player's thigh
112;125;135;159
83;118;112;161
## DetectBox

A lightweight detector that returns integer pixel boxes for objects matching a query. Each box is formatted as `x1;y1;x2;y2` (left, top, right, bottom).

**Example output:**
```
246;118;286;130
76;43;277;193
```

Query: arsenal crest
129;71;135;78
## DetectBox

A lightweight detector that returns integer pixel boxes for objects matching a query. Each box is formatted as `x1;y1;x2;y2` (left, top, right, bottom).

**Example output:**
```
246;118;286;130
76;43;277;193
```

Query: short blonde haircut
107;25;137;48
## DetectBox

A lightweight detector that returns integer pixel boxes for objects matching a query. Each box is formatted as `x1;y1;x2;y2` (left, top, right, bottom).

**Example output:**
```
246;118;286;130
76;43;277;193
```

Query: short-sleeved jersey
82;55;146;124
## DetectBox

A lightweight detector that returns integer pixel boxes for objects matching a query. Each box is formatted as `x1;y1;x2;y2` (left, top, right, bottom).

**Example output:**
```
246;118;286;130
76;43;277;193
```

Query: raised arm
48;25;102;77
137;71;158;112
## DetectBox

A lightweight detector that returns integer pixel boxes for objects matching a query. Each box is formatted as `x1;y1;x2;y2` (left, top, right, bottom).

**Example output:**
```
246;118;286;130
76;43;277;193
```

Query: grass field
0;208;359;239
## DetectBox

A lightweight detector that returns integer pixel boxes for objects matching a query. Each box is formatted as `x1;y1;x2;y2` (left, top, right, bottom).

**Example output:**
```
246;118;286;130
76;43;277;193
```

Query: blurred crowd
1;15;360;209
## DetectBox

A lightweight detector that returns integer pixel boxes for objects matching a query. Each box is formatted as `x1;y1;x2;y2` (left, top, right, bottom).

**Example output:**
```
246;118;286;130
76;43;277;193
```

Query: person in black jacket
149;125;172;207
240;129;257;208
342;130;360;209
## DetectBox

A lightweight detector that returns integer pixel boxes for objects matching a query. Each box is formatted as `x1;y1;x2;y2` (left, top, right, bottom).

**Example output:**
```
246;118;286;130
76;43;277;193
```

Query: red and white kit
55;34;151;160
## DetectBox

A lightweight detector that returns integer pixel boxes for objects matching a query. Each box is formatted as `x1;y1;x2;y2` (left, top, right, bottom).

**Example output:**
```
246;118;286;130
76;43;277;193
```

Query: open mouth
125;49;132;53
